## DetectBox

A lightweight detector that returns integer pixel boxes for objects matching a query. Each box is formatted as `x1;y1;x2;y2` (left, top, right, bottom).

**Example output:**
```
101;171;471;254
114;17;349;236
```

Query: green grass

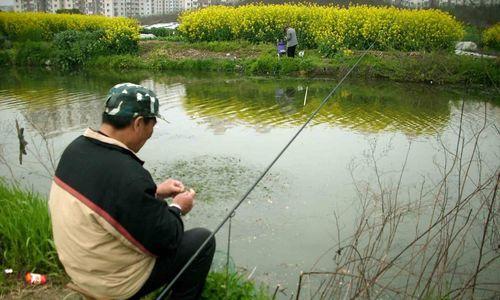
202;271;270;300
87;41;500;85
2;39;499;85
0;180;62;294
143;271;270;300
463;24;483;46
0;180;270;298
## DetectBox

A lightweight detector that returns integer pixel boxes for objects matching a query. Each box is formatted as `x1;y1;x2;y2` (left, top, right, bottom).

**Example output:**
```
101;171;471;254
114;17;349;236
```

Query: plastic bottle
25;272;47;285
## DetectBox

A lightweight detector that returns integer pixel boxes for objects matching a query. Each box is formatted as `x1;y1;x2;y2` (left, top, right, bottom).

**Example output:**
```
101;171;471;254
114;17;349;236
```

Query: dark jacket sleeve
113;176;184;257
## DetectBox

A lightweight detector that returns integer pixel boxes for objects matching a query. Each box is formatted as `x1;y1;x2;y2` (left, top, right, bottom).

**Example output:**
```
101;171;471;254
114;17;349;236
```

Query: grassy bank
87;40;498;85
0;180;269;299
0;180;62;294
1;39;498;85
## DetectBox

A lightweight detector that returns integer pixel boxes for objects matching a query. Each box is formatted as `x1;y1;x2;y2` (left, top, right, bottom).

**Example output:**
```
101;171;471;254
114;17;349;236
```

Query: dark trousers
130;228;216;300
287;45;296;58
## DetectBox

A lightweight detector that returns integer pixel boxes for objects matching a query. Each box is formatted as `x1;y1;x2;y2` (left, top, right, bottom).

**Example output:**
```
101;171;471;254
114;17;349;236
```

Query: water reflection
0;69;494;138
183;79;454;135
0;70;187;137
15;120;28;165
275;87;298;116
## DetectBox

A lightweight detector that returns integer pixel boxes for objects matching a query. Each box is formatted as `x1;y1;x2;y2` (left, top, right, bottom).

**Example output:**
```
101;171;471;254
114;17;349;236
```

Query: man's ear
132;116;144;132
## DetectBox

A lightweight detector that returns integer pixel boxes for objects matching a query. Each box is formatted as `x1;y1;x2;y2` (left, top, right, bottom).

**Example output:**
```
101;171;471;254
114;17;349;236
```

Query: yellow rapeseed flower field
0;12;139;44
179;4;464;53
482;23;500;49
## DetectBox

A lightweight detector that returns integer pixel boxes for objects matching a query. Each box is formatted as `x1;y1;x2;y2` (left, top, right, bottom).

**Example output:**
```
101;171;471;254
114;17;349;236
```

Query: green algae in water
153;155;286;203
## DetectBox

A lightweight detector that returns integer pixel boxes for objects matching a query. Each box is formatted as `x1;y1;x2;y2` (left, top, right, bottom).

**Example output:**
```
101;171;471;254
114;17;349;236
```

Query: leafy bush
56;8;82;14
53;30;108;70
141;27;185;41
52;28;138;70
0;12;139;50
0;34;12;49
0;49;13;66
482;23;500;50
179;4;464;54
14;41;54;66
141;27;177;37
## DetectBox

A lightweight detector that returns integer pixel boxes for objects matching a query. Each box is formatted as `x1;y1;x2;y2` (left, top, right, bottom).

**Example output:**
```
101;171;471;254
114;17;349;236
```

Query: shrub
0;49;13;66
179;4;464;54
141;27;177;37
53;29;108;70
14;41;54;66
140;27;185;41
482;23;500;50
56;8;82;14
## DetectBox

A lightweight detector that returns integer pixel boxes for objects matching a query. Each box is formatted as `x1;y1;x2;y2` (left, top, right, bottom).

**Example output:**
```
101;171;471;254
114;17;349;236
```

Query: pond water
0;69;498;297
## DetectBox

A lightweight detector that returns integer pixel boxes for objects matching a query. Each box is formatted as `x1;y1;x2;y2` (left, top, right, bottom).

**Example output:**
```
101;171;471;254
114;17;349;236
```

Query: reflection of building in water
21;94;103;138
254;124;271;134
203;117;235;135
275;87;297;116
140;80;186;111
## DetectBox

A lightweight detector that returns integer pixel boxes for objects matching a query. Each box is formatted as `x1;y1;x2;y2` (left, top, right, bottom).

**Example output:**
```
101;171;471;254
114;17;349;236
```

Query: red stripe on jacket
54;176;155;257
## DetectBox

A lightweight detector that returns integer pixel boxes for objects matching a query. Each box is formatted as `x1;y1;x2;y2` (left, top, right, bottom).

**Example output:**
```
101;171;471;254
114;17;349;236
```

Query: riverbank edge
1;40;499;86
89;52;500;86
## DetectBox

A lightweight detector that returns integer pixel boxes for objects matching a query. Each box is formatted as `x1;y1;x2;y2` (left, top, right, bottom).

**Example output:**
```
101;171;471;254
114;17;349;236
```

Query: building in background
0;0;15;10
10;0;185;15
6;0;500;15
397;0;498;7
13;0;46;11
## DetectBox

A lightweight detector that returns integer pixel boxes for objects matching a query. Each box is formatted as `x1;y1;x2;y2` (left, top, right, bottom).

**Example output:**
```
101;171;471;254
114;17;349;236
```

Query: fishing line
156;41;375;300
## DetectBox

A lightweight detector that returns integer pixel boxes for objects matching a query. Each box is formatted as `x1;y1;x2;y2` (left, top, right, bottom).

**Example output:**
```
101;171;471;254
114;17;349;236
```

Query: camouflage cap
104;83;166;121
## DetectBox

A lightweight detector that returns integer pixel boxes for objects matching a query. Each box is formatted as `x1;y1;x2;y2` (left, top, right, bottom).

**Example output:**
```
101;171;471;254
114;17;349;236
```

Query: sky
0;0;14;6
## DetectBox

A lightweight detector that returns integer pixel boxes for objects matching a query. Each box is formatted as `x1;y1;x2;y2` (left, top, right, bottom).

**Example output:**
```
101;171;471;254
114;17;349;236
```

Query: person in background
285;25;298;58
49;83;215;300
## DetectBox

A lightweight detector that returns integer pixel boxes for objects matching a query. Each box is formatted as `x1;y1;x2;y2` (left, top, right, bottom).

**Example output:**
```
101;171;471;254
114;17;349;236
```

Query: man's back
50;83;215;300
50;129;182;298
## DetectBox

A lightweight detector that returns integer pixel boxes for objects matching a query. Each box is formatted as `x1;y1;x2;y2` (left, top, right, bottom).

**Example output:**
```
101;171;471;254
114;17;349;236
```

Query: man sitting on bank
49;83;215;299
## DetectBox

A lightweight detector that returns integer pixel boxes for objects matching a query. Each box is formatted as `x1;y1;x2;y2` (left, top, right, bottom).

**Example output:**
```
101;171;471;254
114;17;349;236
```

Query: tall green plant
202;271;270;300
0;181;61;277
54;29;108;70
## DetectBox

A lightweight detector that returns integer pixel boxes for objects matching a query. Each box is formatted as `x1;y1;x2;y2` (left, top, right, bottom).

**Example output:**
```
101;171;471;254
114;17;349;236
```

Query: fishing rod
156;40;376;300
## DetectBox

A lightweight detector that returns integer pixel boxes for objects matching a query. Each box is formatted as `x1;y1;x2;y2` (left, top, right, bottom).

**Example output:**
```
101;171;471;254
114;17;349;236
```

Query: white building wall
139;0;152;16
103;0;113;16
183;0;196;10
13;0;44;11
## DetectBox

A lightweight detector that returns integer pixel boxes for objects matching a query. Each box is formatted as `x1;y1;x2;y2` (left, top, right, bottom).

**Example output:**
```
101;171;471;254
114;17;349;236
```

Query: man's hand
172;189;195;215
156;179;185;199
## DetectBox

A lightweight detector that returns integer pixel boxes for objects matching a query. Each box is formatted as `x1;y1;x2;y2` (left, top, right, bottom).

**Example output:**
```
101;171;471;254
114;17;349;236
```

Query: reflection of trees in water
183;80;455;135
21;95;103;138
0;69;188;137
1;69;488;137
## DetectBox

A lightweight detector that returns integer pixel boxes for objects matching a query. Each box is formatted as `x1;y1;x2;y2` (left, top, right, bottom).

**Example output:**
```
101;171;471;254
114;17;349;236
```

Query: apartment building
11;0;185;16
13;0;46;11
182;0;210;10
398;0;499;6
